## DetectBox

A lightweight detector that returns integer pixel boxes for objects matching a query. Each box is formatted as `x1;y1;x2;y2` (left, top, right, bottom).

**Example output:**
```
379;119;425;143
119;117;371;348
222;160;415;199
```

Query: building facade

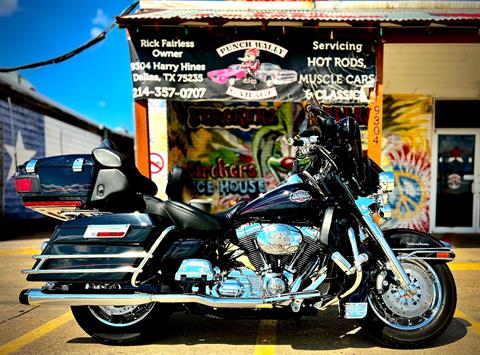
118;0;480;234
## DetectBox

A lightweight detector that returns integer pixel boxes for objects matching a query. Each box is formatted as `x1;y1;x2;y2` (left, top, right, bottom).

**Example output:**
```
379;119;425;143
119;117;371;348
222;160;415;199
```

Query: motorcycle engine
174;223;324;299
235;223;323;275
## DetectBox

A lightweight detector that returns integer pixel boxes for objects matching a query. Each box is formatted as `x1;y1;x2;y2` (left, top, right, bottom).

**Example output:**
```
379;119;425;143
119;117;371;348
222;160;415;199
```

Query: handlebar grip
287;137;304;147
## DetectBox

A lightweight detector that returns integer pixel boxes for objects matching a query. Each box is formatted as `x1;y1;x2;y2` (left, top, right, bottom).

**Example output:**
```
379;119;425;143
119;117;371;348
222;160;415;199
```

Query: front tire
361;261;456;348
71;303;172;344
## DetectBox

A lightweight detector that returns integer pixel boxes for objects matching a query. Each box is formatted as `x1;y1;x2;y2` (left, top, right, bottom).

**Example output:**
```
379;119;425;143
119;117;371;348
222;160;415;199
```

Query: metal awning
118;8;480;25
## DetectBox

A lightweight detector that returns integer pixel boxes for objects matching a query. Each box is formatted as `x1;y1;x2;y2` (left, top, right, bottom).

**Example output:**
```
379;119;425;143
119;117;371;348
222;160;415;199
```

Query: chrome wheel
368;260;442;330
88;303;155;328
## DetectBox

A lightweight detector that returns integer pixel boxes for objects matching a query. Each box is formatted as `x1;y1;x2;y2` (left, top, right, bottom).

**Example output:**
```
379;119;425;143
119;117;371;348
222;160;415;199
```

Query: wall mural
165;101;370;212
167;101;306;212
381;94;433;232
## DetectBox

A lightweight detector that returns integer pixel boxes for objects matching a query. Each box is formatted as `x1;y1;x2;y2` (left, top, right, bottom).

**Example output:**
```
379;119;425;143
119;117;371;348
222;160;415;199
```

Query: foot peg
331;252;368;275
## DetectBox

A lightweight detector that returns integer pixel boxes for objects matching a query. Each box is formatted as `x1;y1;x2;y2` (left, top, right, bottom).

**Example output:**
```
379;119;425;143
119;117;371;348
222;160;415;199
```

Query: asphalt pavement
0;232;479;355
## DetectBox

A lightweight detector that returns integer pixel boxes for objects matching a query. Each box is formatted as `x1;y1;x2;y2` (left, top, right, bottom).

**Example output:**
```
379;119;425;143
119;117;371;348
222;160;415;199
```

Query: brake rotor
381;262;435;318
98;305;138;315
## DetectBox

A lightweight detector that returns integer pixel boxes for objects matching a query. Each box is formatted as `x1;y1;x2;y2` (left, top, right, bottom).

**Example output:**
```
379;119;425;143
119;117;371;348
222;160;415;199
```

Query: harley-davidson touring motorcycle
16;105;456;348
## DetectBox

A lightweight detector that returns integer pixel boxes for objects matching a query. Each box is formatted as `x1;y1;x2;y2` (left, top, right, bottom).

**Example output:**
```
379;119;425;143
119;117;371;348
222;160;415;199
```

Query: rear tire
71;303;172;344
361;262;456;348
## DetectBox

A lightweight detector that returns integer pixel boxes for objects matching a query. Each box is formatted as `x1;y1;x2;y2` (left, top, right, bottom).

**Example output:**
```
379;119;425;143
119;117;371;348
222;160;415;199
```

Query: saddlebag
24;213;163;283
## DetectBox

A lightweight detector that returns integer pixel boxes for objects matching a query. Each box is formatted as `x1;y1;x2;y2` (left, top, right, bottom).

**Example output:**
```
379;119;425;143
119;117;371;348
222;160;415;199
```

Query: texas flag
1;99;46;219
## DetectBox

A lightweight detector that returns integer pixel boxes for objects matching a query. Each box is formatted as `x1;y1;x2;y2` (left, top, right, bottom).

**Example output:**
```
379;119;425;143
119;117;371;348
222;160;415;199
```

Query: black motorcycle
16;105;456;348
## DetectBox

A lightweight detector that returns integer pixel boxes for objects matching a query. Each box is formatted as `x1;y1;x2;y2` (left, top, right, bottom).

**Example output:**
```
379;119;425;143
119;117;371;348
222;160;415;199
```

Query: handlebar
287;135;320;147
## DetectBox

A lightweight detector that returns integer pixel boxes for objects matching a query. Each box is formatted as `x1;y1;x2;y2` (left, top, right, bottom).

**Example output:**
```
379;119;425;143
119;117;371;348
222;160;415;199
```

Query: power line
0;2;138;73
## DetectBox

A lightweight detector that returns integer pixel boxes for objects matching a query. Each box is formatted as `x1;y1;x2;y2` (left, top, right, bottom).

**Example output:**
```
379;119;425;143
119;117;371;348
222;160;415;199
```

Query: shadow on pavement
67;309;468;350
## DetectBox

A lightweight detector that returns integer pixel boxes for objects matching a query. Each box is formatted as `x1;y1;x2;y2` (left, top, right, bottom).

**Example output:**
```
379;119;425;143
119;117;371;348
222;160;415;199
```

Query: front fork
355;197;411;287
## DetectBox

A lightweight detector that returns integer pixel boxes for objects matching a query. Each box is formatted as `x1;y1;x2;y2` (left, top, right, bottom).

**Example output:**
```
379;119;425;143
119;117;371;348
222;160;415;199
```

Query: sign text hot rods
127;27;376;103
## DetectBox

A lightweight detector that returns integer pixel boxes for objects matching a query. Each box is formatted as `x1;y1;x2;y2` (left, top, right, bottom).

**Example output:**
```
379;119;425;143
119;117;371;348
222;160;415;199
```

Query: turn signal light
15;178;32;193
437;252;450;259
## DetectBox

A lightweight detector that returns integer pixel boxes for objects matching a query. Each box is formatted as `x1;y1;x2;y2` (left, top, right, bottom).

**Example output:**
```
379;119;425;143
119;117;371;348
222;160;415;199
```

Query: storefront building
117;0;480;234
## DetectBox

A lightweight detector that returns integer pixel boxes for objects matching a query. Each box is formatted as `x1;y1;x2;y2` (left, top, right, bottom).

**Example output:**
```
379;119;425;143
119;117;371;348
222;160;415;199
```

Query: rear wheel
71;303;172;344
361;260;456;348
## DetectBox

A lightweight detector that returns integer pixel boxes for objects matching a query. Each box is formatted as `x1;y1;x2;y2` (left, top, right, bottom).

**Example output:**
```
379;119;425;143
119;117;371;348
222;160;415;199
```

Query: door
432;129;480;233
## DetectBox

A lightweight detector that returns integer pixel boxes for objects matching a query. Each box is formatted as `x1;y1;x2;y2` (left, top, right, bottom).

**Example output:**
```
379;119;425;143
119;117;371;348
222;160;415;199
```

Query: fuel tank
238;174;325;220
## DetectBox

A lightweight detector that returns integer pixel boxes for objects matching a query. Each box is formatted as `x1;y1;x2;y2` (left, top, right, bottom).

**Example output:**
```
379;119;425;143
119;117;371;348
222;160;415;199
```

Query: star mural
4;131;37;181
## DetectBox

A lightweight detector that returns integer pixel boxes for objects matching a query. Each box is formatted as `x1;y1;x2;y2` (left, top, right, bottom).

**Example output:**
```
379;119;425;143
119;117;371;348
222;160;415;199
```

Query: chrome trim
256;224;302;255
331;252;353;274
379;171;394;192
25;159;38;173
396;249;454;262
72;158;84;172
22;266;138;274
339;270;363;299
303;267;327;292
174;259;214;281
362;213;410;287
392;247;450;251
398;257;454;261
32;252;148;260
21;227;175;283
83;224;130;239
354;195;411;287
131;226;175;287
301;171;325;197
319;206;334;245
347;228;360;264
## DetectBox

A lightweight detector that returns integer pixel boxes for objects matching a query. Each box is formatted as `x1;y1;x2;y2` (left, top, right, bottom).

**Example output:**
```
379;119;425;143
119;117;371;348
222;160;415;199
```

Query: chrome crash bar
22;226;176;288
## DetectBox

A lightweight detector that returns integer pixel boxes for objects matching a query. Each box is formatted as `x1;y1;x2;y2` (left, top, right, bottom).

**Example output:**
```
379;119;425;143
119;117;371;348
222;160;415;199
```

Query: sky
0;0;136;133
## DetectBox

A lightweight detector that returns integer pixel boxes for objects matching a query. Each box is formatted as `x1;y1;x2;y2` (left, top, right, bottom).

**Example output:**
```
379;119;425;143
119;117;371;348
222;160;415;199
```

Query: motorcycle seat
214;200;246;223
143;196;244;233
144;196;221;232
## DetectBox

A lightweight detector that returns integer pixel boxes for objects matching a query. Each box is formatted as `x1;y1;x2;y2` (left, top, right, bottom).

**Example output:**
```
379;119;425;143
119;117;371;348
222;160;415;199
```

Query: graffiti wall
1;99;45;219
381;94;433;232
167;101;307;211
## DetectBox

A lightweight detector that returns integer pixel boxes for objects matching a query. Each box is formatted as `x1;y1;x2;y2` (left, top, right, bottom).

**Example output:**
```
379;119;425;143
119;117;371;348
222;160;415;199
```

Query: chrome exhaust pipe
20;289;320;308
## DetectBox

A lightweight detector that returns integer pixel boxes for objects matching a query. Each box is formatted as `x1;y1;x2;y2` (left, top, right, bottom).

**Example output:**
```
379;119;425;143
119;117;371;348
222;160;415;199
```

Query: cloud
92;8;109;27
0;0;19;17
90;9;110;38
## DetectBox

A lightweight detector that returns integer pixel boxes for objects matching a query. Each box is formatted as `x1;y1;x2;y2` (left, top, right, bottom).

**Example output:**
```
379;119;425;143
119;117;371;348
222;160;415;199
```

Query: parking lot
1;232;479;355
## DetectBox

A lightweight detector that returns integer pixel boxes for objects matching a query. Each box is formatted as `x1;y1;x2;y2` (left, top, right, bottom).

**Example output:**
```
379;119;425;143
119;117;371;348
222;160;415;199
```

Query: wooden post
134;100;151;177
368;39;384;166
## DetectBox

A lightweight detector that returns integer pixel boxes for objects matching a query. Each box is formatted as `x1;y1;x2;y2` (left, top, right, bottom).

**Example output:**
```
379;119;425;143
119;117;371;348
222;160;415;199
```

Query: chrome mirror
379;171;394;193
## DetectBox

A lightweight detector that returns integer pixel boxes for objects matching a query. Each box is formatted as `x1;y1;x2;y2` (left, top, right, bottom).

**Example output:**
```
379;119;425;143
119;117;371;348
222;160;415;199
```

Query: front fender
383;228;455;262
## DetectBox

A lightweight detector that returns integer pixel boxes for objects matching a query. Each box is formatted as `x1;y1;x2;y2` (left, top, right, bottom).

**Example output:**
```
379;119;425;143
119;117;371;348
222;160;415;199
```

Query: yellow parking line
254;319;277;355
455;309;480;335
0;311;73;354
0;248;40;256
449;263;480;271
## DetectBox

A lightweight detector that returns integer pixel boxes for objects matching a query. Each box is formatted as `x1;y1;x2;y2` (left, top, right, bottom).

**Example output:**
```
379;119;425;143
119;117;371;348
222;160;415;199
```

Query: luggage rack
60;210;112;220
22;226;175;287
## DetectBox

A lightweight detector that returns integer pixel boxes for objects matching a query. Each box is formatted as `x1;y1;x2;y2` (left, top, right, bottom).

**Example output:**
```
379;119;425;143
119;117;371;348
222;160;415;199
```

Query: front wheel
361;260;456;348
71;303;172;344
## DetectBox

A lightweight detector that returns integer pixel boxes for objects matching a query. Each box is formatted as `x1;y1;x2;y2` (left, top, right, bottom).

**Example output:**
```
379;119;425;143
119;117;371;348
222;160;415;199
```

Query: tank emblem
289;190;312;203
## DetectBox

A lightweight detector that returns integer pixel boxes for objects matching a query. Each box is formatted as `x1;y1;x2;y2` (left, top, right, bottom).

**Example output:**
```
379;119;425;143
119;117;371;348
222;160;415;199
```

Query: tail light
15;178;33;193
